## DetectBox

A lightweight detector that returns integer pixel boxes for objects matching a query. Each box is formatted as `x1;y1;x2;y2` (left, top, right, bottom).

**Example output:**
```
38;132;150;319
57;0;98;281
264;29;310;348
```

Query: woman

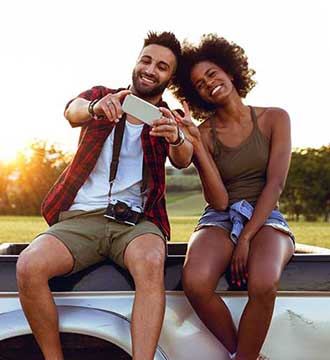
171;34;295;360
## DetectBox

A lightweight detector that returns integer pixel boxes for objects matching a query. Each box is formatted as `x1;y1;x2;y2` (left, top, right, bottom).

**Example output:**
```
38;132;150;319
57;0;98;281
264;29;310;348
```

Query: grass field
1;216;330;249
1;192;330;248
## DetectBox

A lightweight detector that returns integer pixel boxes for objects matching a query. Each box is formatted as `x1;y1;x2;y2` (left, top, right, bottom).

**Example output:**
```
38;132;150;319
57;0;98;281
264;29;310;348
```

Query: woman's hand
231;240;250;287
172;101;201;148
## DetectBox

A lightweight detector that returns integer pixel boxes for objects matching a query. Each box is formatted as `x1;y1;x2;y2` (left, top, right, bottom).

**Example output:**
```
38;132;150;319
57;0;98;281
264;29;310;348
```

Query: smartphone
122;94;162;125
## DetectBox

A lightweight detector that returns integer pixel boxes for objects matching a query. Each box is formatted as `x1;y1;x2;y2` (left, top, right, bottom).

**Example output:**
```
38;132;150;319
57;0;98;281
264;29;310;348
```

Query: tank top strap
249;106;257;126
249;106;268;143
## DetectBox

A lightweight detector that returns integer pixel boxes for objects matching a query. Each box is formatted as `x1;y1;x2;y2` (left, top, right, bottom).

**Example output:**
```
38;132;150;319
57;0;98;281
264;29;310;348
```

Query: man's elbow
64;104;83;128
64;106;76;124
64;108;71;122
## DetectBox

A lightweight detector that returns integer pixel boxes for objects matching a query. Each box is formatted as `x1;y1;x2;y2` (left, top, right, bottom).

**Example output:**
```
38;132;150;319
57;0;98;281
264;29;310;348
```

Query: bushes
166;175;201;192
0;141;72;215
281;146;330;222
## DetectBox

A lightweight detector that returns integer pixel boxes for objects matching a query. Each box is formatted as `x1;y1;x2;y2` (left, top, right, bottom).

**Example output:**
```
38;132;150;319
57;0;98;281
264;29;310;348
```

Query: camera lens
114;202;130;220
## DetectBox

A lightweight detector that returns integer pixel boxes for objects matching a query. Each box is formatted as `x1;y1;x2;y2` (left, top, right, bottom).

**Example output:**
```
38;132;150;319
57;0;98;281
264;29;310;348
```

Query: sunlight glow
0;144;19;164
0;138;35;165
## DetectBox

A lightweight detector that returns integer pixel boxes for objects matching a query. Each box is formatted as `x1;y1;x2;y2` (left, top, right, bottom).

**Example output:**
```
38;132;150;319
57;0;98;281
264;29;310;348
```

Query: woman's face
190;61;234;104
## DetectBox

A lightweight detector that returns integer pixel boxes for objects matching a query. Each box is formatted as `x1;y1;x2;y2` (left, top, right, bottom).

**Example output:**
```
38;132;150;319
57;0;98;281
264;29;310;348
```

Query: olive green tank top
211;106;270;206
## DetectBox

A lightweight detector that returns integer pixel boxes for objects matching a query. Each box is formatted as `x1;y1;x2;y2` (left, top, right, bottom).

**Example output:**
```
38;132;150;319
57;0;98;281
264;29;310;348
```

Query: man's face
132;44;177;99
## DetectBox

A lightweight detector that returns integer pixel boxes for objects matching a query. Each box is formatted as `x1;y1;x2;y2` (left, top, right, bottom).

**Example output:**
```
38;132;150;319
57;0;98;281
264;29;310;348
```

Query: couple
16;31;294;360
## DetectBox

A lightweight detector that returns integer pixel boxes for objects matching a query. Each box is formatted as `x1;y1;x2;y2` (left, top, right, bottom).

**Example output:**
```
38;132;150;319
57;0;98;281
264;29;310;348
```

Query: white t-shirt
69;121;145;211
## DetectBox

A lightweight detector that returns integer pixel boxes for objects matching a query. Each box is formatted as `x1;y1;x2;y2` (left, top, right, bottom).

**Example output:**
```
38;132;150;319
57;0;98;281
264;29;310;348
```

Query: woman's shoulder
250;106;290;140
252;106;291;132
253;106;290;121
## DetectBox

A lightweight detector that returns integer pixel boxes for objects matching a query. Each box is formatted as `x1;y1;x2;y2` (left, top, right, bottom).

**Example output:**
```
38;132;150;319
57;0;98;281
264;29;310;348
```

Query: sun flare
0;148;18;164
0;141;22;164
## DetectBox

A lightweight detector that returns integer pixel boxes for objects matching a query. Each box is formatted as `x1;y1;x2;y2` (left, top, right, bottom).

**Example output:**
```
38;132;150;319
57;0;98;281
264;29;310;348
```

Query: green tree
282;145;330;222
0;162;15;214
281;151;305;221
8;141;72;215
313;146;330;221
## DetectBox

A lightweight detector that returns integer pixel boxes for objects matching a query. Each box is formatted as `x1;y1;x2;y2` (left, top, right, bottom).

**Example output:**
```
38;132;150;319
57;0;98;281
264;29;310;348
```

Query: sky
0;0;329;162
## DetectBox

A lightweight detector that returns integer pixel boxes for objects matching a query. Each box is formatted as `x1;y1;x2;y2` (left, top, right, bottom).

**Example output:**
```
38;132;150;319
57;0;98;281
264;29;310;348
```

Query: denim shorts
196;203;295;245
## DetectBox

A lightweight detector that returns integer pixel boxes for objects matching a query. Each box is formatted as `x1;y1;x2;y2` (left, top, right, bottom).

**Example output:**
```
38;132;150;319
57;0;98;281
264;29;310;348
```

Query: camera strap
108;114;148;204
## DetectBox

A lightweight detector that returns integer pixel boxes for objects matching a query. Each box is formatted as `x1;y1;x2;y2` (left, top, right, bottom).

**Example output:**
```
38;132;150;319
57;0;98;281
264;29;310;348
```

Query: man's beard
132;70;170;99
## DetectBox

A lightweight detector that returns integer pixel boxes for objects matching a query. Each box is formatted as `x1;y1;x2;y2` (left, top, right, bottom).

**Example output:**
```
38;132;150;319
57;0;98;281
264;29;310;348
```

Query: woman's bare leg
235;227;294;360
182;227;237;354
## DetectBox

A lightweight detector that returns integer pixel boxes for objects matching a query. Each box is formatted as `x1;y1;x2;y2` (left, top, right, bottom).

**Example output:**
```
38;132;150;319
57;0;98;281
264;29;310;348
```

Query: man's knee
125;236;165;285
16;249;50;292
17;235;74;293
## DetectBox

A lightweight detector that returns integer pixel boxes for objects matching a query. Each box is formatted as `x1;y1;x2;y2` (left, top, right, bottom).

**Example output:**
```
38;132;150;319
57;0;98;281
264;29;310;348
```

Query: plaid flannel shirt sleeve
64;86;111;128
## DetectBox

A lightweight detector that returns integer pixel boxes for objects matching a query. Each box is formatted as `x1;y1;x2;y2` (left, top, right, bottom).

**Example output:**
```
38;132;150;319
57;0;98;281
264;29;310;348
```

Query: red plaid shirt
41;86;171;239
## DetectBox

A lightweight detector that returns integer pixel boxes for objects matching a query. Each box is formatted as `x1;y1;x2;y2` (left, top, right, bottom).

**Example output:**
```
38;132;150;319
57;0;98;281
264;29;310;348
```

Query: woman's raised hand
172;101;201;148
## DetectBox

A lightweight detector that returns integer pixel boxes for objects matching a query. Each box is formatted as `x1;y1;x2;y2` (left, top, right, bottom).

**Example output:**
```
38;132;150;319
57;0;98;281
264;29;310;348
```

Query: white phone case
122;94;162;125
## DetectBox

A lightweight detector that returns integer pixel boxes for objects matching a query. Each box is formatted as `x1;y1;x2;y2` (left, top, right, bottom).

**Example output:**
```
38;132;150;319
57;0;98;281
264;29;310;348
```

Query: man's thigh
36;210;108;275
108;219;166;269
19;234;75;278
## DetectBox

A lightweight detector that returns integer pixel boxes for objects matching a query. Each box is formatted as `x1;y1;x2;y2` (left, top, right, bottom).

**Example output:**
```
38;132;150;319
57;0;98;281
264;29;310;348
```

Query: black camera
104;200;142;226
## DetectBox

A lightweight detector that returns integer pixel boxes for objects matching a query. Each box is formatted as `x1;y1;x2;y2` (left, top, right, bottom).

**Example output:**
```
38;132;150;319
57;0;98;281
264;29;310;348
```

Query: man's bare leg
124;234;166;360
16;235;74;360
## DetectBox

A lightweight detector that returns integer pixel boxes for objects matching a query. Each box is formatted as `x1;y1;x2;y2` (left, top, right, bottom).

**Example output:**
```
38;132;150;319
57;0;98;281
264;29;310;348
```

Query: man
16;31;193;360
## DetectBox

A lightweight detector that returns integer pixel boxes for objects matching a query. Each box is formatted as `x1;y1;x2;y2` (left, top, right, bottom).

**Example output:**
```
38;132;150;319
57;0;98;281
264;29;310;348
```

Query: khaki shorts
36;208;166;274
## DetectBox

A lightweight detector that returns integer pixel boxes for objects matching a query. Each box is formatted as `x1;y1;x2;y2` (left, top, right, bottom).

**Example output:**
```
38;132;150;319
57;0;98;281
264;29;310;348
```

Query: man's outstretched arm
65;90;131;126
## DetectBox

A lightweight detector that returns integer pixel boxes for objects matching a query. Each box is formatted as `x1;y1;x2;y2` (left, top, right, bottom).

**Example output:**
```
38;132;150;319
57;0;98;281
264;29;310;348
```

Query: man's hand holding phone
99;93;180;144
120;94;180;144
121;94;162;125
93;90;131;123
149;107;180;144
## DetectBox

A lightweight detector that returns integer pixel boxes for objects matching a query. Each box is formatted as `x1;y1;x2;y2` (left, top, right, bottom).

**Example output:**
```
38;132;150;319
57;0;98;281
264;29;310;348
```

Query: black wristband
169;127;185;147
88;99;99;119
